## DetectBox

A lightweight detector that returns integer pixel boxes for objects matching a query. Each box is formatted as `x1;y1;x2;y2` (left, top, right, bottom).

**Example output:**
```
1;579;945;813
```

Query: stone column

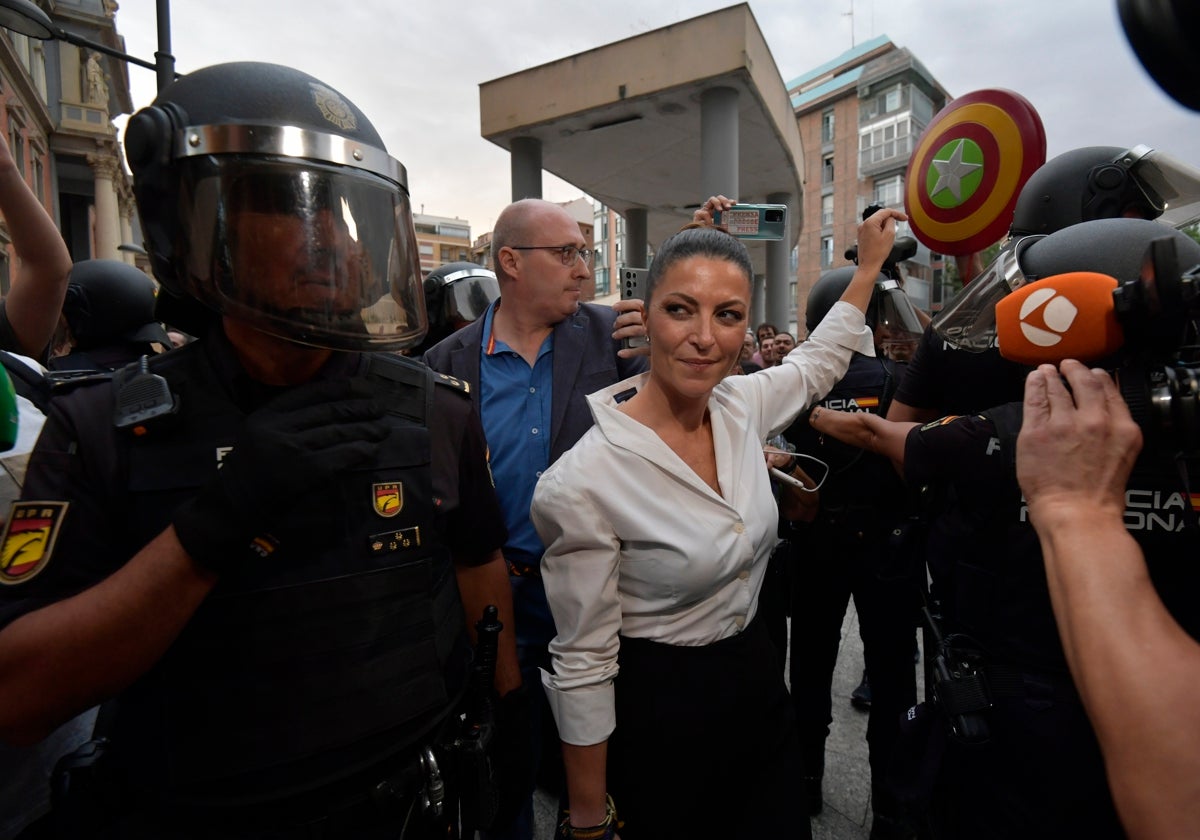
765;191;794;334
511;137;542;201
624;207;648;269
700;87;739;200
87;152;121;260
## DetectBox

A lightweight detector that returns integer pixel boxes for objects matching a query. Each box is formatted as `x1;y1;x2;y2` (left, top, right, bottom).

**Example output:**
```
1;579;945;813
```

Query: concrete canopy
479;3;804;250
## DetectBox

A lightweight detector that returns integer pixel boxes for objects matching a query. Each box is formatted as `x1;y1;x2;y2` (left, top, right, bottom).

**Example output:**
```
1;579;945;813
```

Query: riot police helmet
1010;145;1200;237
61;259;170;350
806;265;925;359
124;62;426;351
423;261;498;338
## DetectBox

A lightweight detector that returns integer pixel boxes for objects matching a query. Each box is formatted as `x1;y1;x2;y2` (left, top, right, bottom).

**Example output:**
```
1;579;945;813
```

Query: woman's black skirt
608;616;811;840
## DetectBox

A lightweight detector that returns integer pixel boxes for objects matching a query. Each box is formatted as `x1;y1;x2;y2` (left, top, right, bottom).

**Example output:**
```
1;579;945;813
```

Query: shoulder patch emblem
373;482;403;518
0;501;68;585
309;82;357;132
434;372;470;395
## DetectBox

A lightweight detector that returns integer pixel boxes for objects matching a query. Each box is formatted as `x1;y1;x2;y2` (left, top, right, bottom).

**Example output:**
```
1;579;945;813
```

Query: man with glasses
424;197;647;840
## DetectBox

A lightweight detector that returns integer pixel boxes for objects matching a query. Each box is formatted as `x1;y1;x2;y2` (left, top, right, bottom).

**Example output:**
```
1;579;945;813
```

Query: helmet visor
444;271;500;327
872;283;926;361
931;237;1042;351
178;157;426;351
1121;146;1200;229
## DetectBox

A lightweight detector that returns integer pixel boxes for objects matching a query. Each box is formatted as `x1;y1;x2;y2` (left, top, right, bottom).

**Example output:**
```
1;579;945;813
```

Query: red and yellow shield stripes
905;89;1046;256
0;501;68;585
373;483;403;518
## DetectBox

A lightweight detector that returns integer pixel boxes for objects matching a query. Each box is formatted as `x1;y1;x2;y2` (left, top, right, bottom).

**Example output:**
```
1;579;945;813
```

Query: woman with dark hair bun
532;197;906;839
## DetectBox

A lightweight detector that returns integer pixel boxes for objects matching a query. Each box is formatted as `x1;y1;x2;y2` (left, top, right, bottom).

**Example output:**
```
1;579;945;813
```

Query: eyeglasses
509;245;595;267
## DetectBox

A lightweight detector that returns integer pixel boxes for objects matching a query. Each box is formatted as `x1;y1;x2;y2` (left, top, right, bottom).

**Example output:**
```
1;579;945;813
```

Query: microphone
995;272;1125;364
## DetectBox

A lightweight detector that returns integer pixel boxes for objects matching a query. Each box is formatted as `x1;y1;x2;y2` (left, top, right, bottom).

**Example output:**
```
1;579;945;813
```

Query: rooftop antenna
843;0;855;48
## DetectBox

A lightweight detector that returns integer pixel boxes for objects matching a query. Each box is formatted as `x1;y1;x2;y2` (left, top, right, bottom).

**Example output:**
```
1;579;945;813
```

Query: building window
822;154;834;185
885;85;902;112
9;128;23;178
419;242;433;257
31;157;42;202
873;175;903;208
820;194;834;227
821;109;835;143
820;236;834;268
858;116;915;169
594;267;610;297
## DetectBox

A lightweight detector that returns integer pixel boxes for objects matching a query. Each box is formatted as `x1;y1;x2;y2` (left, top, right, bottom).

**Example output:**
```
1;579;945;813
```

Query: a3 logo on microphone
1014;287;1079;347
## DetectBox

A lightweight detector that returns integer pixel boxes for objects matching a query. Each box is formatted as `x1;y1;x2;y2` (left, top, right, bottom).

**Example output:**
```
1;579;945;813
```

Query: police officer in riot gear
48;259;171;372
0;62;521;839
900;217;1200;839
410;261;499;357
784;265;924;840
889;142;1200;424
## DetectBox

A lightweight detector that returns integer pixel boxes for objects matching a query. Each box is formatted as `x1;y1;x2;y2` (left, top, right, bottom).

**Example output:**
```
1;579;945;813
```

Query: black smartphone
619;267;650;350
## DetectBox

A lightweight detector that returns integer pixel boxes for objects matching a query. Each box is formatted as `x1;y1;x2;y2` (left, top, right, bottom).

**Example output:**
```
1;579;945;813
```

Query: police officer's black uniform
904;403;1200;839
0;61;514;839
0;326;506;838
891;325;1027;418
783;353;919;829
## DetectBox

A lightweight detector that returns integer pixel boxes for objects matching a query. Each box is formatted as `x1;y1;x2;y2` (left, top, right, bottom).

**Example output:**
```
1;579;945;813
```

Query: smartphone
712;204;788;240
619;267;650;350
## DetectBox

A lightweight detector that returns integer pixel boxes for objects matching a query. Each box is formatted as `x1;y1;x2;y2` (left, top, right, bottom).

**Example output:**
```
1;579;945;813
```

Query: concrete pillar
765;191;794;334
511;137;542;201
87;152;120;260
700;87;739;200
625;207;648;268
119;212;134;265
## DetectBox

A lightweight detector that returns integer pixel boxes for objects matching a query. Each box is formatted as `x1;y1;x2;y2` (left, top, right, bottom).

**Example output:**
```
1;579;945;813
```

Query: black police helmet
423;262;497;326
124;62;427;352
807;265;906;335
1019;217;1200;283
411;261;499;357
807;266;860;335
62;260;169;350
1010;146;1162;237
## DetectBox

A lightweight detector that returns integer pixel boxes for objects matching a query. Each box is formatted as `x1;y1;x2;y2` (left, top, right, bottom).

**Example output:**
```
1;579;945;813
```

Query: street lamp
0;0;175;92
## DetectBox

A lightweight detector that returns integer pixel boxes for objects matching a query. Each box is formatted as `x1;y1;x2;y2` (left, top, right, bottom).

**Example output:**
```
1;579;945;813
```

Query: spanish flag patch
0;501;68;585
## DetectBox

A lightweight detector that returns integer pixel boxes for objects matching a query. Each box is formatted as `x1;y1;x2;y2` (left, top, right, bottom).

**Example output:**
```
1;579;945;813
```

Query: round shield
904;89;1046;256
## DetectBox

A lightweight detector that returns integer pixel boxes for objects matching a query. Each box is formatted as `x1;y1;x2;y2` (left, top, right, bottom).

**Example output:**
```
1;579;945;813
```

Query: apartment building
789;35;950;326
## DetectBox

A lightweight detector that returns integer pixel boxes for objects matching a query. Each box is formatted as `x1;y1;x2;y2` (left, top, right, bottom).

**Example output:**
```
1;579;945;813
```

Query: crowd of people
0;56;1195;840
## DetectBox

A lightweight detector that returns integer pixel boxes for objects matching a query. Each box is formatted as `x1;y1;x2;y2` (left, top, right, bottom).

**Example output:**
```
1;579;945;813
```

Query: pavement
525;602;923;839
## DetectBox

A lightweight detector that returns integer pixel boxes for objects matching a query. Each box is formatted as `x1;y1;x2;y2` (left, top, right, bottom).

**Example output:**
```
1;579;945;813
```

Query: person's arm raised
836;207;907;316
0;132;71;358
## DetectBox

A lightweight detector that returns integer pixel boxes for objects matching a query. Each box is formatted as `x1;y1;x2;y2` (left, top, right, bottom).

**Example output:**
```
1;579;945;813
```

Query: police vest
106;344;470;806
931;402;1200;673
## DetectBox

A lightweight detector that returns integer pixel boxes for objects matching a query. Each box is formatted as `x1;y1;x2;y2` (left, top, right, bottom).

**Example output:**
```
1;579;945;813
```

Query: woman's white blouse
531;302;873;746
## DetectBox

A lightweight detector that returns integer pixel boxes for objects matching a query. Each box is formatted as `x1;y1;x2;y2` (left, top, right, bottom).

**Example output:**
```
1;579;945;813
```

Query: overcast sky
109;0;1198;237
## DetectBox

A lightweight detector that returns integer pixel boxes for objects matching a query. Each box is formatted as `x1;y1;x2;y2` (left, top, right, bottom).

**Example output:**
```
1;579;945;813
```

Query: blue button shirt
479;302;553;563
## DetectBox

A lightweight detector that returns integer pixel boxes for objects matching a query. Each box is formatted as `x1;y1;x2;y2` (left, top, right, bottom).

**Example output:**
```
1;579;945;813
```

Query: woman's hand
692;195;736;227
856;207;907;273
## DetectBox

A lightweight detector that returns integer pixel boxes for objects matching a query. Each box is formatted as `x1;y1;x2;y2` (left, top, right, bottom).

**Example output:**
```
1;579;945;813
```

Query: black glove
173;378;391;574
486;684;535;832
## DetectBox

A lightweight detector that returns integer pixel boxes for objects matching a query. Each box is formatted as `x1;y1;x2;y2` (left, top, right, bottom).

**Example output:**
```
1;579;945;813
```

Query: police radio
112;355;179;430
